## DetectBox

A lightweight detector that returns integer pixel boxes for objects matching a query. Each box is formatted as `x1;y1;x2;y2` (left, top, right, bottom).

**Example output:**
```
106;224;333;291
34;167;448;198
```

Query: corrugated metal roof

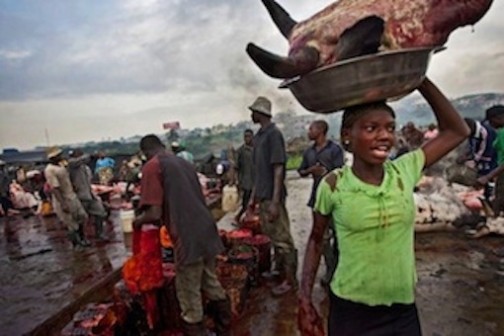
0;150;48;164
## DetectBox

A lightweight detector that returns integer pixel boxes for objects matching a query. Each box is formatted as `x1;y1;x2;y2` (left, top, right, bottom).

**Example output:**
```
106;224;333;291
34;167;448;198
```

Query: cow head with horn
246;0;493;79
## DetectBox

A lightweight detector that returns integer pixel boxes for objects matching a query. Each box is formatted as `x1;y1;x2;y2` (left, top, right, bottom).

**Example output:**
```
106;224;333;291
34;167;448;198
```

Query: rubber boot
77;225;91;247
181;320;206;336
68;231;85;251
94;216;109;241
271;249;298;297
261;246;283;280
209;298;232;336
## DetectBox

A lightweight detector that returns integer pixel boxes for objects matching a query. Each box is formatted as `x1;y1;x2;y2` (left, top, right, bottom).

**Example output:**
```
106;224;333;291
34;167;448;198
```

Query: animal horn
261;0;297;38
246;43;319;79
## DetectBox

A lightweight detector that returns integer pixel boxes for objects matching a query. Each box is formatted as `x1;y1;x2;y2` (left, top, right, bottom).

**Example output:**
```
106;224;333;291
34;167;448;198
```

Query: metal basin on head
280;47;441;114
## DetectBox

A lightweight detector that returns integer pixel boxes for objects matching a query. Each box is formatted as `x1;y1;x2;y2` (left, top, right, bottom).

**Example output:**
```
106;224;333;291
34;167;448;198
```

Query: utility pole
45;127;50;146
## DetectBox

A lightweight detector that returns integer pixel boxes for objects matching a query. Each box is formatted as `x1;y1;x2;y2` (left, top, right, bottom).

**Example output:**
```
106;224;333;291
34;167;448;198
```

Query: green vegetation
71;92;504;161
77;141;139;156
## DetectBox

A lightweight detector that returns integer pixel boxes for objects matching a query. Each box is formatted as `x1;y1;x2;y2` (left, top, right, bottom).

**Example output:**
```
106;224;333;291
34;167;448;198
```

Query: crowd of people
463;106;504;213
128;76;504;335
0;161;48;217
0;148;145;249
2;83;503;335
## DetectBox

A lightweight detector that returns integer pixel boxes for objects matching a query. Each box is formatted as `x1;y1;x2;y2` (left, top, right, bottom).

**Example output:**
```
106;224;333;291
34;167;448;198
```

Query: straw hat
46;147;63;159
248;96;272;117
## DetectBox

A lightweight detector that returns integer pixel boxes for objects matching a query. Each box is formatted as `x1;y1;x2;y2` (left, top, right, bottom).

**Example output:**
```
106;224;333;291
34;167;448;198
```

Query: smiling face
343;108;396;166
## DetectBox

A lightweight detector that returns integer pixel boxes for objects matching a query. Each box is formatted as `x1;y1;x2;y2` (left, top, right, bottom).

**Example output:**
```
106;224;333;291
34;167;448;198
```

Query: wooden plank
27;267;122;336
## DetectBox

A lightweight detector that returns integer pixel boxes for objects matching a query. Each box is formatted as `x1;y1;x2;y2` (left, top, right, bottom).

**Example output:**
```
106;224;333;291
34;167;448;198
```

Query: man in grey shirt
68;149;108;241
45;147;89;249
249;96;297;296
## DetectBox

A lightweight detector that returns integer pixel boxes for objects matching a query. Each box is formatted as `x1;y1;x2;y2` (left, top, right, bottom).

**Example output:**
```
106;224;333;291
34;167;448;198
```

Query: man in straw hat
248;96;298;296
44;147;90;250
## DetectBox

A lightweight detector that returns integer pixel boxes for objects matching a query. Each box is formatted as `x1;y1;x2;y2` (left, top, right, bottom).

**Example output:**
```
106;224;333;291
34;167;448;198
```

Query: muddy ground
221;174;504;336
1;174;503;335
0;212;128;335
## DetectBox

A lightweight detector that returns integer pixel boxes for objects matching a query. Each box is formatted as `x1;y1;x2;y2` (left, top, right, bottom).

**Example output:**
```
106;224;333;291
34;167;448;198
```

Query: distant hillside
393;92;504;126
68;92;503;160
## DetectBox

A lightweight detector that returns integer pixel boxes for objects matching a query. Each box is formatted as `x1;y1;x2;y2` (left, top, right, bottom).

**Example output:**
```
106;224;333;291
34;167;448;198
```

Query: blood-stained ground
223;173;504;336
0;173;503;335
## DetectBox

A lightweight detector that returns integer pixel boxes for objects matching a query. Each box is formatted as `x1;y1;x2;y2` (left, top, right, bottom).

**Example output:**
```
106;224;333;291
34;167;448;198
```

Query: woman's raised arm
419;78;470;168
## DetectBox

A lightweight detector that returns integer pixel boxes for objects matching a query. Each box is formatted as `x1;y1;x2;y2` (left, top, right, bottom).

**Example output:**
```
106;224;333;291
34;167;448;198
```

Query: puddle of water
2;177;504;336
0;213;127;335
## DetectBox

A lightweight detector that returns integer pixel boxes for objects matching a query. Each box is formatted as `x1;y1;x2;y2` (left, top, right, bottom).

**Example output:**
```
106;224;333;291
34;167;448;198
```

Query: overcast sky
1;0;503;150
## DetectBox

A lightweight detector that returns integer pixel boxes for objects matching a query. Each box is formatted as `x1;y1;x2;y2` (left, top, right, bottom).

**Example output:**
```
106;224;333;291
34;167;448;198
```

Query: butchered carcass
247;0;493;78
413;176;504;238
414;179;472;231
414;177;478;231
465;198;504;238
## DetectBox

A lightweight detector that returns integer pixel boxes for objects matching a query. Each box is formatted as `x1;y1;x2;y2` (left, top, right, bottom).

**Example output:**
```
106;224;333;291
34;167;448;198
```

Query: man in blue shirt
94;151;115;185
463;111;499;199
171;141;194;164
298;120;344;286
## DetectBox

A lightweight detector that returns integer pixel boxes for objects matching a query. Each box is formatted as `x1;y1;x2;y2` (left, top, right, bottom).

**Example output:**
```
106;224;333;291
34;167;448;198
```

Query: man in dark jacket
234;129;254;225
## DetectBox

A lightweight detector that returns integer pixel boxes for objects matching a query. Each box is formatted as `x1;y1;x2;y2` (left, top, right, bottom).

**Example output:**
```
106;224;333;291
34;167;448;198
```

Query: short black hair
244;129;254;135
140;134;165;152
312;120;329;135
486;105;504;120
70;148;84;158
341;101;396;150
341;101;395;134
